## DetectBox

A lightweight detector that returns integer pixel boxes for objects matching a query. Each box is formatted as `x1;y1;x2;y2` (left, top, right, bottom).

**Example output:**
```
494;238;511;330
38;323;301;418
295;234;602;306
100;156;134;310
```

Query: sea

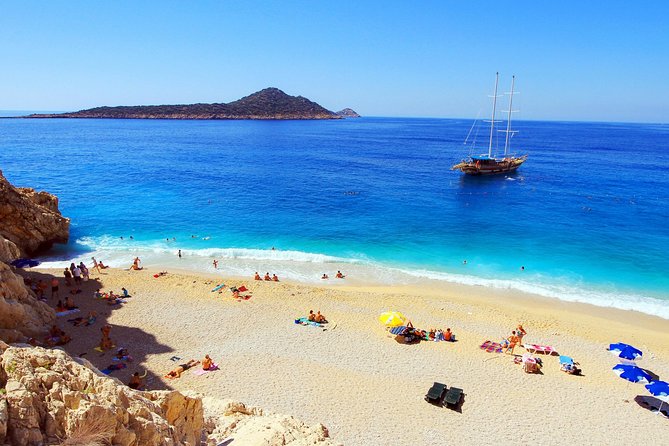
1;117;668;318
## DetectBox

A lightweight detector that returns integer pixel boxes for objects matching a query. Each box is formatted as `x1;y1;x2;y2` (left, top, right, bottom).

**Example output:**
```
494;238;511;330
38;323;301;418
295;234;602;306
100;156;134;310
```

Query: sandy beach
29;265;669;445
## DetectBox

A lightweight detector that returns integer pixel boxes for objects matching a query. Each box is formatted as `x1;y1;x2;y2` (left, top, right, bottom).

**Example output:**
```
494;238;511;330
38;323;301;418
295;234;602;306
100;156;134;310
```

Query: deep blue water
1;117;668;317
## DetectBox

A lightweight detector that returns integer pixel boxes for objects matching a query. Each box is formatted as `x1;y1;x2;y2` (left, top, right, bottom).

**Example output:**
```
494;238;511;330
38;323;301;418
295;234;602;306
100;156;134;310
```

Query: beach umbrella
645;381;669;416
378;311;407;327
612;364;652;384
608;343;643;362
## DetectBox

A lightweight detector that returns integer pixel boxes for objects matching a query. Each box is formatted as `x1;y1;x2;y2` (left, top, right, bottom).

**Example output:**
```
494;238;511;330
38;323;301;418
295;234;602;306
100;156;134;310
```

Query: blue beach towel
389;326;407;335
294;317;323;328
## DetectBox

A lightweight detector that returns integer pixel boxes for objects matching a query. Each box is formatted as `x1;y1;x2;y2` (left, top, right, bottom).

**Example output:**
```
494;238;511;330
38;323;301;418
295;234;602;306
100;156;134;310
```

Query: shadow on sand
17;268;175;392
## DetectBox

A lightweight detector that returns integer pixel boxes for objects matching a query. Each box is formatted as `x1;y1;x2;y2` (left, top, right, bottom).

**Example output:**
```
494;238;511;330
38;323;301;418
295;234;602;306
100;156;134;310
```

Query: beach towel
389;326;407;335
101;363;127;375
192;364;219;376
294;317;323;328
237;285;248;292
94;345;116;353
480;340;503;353
235;294;252;301
211;283;226;292
56;309;80;317
112;355;133;362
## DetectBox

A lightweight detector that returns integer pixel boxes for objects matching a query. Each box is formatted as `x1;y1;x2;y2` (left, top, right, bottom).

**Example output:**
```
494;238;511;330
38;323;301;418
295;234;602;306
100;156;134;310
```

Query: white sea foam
39;237;669;320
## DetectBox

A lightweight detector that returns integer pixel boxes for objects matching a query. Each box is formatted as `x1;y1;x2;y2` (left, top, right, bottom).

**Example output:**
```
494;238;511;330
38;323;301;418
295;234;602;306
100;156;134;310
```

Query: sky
1;1;668;122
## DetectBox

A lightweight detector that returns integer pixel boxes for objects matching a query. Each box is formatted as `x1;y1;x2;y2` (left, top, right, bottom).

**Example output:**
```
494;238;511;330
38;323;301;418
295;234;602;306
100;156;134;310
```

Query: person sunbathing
56;300;66;312
202;354;214;370
98;261;108;269
164;359;200;379
128;370;147;389
336;271;345;278
308;310;316;321
254;272;262;281
264;273;271;281
428;328;436;340
314;311;327;323
321;273;329;279
232;289;240;299
65;296;77;310
443;328;453;341
272;274;279;282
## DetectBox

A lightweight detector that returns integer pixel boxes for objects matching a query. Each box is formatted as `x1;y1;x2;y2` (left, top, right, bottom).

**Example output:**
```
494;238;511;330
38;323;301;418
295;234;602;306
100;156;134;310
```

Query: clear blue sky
1;1;667;122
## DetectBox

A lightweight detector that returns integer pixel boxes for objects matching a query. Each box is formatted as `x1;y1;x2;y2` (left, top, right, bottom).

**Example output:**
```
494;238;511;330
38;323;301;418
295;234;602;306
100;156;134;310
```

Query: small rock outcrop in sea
336;108;361;118
0;170;70;257
28;88;345;120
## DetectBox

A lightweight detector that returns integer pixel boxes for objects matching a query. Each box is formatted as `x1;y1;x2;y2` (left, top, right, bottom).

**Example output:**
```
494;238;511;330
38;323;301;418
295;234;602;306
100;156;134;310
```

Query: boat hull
452;157;526;176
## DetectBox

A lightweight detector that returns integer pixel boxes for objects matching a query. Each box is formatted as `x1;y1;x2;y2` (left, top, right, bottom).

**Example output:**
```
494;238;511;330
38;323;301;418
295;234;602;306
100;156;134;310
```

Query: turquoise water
1;117;668;317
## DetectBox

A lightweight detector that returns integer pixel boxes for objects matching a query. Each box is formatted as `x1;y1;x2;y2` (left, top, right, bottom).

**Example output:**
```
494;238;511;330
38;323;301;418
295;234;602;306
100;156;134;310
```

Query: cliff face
0;171;65;343
0;263;55;343
0;345;203;446
0;170;70;257
27;88;342;120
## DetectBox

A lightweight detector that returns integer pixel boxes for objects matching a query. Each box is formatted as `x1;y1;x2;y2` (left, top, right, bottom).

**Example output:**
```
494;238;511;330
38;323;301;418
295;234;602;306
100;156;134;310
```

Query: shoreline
37;246;669;320
27;264;669;445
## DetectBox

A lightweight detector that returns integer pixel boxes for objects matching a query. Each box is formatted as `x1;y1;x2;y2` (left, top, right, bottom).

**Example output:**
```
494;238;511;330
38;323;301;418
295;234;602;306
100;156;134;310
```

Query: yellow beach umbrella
379;311;407;327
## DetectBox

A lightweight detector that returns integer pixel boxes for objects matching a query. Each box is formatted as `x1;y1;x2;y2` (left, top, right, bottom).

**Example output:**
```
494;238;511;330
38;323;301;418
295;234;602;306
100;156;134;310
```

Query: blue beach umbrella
612;364;652;384
608;343;642;362
645;381;669;416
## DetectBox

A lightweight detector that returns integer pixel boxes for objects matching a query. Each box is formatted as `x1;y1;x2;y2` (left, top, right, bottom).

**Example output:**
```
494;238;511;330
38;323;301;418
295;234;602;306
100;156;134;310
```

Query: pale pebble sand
33;266;669;445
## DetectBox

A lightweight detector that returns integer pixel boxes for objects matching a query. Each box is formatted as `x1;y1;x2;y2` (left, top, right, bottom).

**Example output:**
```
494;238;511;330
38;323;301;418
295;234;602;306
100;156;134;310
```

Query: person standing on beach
178;249;182;259
72;265;82;285
213;259;218;269
63;268;72;286
91;257;101;274
51;277;60;299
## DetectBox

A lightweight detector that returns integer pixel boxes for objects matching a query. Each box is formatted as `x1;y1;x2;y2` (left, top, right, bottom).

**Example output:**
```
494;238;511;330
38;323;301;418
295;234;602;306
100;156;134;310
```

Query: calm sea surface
1;117;668;317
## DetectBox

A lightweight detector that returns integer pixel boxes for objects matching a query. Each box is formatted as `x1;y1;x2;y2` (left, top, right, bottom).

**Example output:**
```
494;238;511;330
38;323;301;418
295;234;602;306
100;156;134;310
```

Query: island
336;108;361;118
26;88;346;120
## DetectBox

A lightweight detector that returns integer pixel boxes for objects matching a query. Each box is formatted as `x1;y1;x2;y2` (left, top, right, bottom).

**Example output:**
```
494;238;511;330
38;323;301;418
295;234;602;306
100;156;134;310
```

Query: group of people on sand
501;324;526;354
321;271;345;280
400;321;455;343
307;310;328;323
254;272;279;282
130;257;143;271
91;257;109;272
164;354;218;379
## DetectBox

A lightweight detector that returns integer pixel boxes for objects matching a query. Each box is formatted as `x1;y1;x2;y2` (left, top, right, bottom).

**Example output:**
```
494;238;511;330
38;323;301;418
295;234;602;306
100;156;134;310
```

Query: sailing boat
452;73;527;175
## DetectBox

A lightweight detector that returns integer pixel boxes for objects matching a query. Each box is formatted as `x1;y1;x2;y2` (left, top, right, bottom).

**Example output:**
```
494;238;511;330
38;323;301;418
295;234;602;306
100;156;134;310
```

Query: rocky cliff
27;88;342;120
0;344;204;446
0;171;65;343
0;171;70;257
0;345;339;445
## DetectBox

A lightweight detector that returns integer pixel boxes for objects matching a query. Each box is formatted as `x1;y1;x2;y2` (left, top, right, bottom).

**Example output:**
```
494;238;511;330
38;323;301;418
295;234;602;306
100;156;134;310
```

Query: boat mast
488;72;499;158
504;75;515;156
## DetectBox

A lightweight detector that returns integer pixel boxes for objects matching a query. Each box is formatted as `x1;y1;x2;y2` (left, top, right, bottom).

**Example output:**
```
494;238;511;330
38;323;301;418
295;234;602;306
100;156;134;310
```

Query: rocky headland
27;88;349;121
0;172;339;445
